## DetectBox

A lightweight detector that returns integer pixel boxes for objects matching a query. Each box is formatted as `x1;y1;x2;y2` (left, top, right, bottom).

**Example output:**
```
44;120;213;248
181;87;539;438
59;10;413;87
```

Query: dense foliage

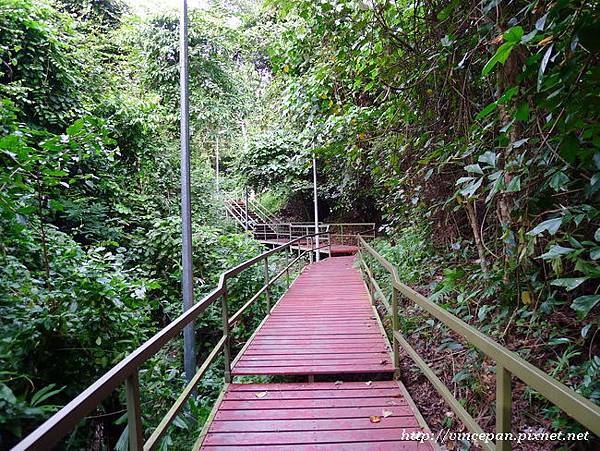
239;0;599;443
0;0;267;448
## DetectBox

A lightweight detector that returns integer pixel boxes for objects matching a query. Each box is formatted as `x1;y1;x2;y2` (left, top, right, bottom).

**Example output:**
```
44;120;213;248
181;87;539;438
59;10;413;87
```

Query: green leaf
498;86;519;104
551;277;588;291
503;26;524;43
475;101;498;120
590;248;600;260
537;43;554;91
540;244;574;260
512;138;528;148
440;35;454;47
31;384;64;407
595;228;600;242
535;13;549;31
571;295;600;317
506;176;521;192
527;218;562;236
48;199;64;211
452;371;470;383
436;0;458;20
515;102;530;121
41;168;68;177
478;151;497;167
459;177;483;198
482;42;516;76
560;135;580;163
549;171;569;191
464;164;483;174
548;337;571;346
0;383;17;404
581;323;592;338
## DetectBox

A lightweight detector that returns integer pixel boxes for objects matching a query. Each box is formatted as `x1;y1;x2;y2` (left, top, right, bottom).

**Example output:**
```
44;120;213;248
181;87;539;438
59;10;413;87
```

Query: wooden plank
208;416;419;432
214;406;416;421
235;360;393;368
228;381;398;391
232;366;394;375
238;355;389;362
224;388;402;399
219;397;405;410
202;428;426;446
199;381;433;450
203;443;431;451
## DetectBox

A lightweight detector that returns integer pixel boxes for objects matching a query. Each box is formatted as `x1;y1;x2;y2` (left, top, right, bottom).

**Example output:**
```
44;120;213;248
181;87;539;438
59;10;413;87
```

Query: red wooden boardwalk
231;256;394;376
197;255;432;449
198;381;433;450
260;239;359;256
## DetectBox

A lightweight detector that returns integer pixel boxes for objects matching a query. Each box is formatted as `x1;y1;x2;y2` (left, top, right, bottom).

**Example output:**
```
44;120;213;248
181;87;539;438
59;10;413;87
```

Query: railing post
391;285;400;377
285;246;290;288
309;237;314;263
360;248;371;300
496;366;512;451
221;282;232;383
340;224;344;245
328;231;332;255
263;256;271;313
125;371;143;451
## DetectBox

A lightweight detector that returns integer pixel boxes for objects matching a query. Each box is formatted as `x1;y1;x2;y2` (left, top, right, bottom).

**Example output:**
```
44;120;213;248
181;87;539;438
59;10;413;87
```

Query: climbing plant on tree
247;0;600;435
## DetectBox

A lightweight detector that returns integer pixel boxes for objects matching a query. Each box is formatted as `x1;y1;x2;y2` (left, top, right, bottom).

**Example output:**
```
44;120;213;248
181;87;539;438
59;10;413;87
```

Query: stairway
223;195;278;231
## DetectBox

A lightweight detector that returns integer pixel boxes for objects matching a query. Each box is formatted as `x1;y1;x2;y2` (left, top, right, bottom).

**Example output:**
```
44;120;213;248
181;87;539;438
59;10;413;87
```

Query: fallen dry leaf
255;392;268;398
538;35;554;46
334;380;343;387
369;415;381;423
491;34;503;45
380;359;389;365
365;381;372;386
382;410;393;418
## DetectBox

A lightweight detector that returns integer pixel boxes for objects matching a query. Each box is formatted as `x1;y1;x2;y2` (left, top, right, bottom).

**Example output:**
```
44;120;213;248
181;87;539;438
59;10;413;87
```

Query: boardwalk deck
198;381;433;450
231;256;394;376
259;239;359;256
196;255;433;450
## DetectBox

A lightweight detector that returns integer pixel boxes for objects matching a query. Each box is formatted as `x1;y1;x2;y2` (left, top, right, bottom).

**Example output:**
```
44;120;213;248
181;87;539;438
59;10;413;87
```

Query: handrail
14;231;328;451
357;235;600;450
248;197;278;224
252;222;376;246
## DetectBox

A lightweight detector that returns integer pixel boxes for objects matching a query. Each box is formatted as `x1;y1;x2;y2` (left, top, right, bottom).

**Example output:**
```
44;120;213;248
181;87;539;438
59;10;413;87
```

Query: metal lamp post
312;154;320;262
215;133;220;192
180;0;195;384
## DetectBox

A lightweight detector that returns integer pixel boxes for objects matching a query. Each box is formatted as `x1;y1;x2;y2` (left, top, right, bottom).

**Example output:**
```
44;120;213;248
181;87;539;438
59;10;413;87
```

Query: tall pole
312;154;320;262
215;134;220;192
180;0;195;384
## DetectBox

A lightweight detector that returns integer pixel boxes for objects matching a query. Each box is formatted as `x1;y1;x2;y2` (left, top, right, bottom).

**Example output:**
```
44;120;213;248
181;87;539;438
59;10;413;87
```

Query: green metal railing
13;233;328;451
358;235;600;451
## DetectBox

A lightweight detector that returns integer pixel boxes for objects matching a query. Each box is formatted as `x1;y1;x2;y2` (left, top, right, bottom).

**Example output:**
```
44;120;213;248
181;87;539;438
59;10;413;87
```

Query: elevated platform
231;256;394;376
259;239;359;256
198;381;433;450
